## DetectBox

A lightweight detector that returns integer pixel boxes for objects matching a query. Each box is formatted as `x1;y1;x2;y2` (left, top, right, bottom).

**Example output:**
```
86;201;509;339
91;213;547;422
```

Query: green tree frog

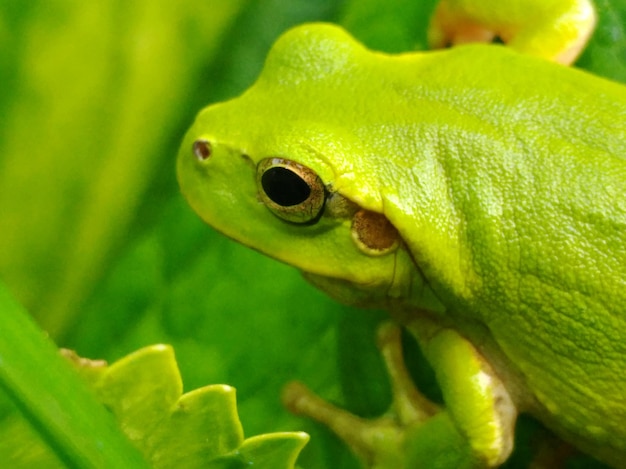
177;0;626;467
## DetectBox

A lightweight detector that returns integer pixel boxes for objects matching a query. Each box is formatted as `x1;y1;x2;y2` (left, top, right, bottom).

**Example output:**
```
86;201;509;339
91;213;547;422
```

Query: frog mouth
299;208;407;308
301;269;395;308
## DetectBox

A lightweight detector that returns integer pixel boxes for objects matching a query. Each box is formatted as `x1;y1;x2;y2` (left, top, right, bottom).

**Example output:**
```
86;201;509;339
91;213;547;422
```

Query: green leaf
78;345;309;468
236;432;310;468
0;316;308;468
0;281;149;468
94;345;185;448
150;383;245;466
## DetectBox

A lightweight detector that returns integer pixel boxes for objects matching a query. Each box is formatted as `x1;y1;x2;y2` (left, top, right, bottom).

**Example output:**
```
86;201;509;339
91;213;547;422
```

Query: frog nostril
193;139;212;161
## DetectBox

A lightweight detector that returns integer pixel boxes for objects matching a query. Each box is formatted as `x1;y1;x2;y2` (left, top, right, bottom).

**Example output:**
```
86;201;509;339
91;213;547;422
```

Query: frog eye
257;158;326;224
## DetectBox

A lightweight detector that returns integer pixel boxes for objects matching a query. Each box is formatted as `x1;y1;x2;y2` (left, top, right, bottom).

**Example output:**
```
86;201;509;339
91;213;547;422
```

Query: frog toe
282;322;462;468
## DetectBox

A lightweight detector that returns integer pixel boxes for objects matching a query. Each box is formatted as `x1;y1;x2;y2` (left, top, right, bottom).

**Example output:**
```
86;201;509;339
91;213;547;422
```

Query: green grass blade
0;282;149;468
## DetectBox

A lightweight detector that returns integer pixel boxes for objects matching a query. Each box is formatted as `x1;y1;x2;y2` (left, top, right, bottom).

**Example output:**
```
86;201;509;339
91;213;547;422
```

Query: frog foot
428;0;596;64
282;322;442;468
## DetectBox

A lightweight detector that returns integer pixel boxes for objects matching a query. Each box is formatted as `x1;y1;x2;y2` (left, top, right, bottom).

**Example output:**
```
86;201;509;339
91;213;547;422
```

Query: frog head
177;24;442;311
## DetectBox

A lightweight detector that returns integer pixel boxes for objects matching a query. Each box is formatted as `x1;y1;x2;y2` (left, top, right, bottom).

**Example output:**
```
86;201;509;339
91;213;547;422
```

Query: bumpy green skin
178;8;626;468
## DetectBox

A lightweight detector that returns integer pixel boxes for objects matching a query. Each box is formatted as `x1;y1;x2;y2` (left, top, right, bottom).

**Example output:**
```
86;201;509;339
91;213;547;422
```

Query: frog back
375;45;626;464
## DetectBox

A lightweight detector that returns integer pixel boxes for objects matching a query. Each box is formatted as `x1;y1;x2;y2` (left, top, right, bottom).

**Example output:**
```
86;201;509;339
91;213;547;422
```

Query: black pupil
261;167;311;206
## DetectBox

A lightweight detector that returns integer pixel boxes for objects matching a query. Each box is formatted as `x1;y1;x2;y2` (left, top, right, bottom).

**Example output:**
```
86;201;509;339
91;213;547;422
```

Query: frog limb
428;0;596;64
403;315;518;467
283;321;517;468
282;323;421;468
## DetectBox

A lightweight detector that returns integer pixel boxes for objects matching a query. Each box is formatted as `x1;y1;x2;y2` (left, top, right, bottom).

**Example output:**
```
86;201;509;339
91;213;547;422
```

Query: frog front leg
282;320;517;468
428;0;596;64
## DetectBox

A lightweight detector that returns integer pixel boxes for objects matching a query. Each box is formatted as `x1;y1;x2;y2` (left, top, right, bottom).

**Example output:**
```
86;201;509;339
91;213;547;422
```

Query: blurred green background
0;0;624;467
